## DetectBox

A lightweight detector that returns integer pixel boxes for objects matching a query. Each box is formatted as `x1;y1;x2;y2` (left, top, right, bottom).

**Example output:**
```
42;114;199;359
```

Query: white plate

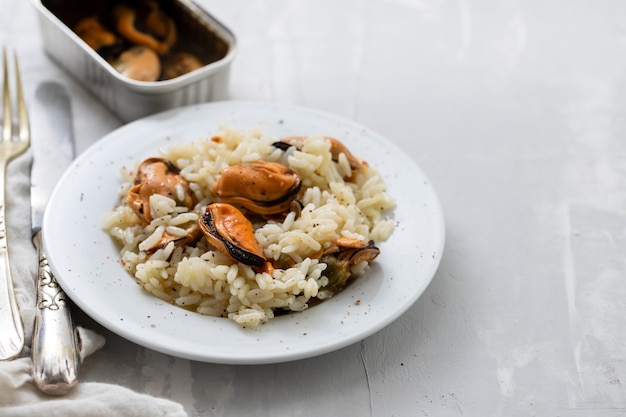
43;101;445;364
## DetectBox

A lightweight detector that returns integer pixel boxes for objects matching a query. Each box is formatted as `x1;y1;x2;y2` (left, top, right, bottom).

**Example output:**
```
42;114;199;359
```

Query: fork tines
2;48;29;147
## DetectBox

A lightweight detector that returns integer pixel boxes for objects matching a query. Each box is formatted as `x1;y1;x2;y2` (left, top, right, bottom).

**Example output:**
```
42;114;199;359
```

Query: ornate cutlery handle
0;165;24;360
31;230;80;395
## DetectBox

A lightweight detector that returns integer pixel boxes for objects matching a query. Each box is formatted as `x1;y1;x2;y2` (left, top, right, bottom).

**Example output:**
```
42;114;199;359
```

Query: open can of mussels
33;0;237;122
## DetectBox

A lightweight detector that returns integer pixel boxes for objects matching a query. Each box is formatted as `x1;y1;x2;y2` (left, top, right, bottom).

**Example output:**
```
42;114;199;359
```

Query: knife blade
29;82;80;396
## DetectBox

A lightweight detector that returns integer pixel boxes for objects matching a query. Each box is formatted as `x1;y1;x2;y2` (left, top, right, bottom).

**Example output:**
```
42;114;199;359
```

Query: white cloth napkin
0;152;188;416
0;328;186;417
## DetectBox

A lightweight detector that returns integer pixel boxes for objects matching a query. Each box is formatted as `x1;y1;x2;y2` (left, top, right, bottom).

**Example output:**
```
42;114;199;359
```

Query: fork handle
0;163;24;360
31;230;81;395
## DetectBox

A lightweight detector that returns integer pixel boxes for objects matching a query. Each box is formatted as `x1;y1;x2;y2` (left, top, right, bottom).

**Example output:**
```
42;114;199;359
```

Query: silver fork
0;48;30;360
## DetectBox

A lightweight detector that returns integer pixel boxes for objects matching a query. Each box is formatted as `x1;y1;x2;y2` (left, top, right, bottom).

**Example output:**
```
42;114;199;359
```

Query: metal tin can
34;0;237;122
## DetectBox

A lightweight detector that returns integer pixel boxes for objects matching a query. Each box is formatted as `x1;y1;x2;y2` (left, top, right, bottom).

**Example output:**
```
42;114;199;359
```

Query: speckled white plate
43;101;445;364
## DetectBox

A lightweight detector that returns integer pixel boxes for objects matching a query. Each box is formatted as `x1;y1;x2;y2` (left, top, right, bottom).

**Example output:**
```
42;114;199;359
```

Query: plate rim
43;100;446;364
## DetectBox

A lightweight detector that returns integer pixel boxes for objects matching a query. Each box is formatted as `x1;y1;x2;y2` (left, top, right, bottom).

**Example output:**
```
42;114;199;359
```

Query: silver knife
29;82;80;395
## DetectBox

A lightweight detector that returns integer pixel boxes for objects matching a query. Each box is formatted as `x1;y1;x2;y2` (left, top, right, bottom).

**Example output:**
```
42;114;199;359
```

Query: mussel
211;161;302;216
320;237;380;291
126;157;200;253
114;2;177;56
273;136;366;181
162;52;203;79
145;224;202;255
199;203;272;273
75;17;119;51
111;45;161;82
126;157;196;223
74;2;205;82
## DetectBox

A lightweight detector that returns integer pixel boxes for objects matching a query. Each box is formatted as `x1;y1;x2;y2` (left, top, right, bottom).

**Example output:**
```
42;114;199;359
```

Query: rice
103;125;395;327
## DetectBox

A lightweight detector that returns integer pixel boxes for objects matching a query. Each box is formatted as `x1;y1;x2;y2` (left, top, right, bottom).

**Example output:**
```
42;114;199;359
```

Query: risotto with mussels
103;125;395;327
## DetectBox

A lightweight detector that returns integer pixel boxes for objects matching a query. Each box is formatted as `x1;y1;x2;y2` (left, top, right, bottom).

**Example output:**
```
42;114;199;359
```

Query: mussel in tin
75;17;119;51
74;1;207;81
111;45;161;82
211;161;302;216
114;2;177;56
162;52;204;79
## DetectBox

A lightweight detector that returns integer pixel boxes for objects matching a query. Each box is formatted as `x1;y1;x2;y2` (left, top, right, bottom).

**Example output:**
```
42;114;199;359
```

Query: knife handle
31;230;81;396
